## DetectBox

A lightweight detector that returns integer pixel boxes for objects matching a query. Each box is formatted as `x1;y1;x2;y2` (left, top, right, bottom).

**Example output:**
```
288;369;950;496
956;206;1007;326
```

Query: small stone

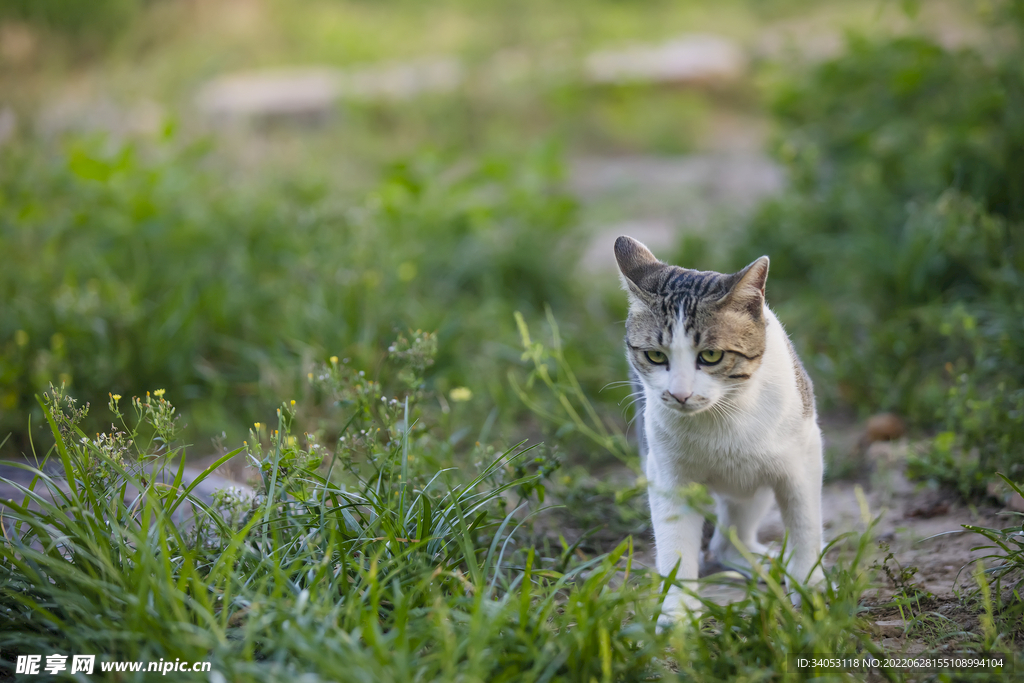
986;480;1024;512
874;620;906;638
0;22;36;64
863;412;906;444
905;490;950;519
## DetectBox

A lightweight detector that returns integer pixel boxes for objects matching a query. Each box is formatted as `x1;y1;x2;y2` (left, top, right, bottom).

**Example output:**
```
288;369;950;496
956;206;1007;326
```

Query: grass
963;475;1024;641
0;135;614;453
7;351;1019;681
4;0;1024;677
0;353;666;680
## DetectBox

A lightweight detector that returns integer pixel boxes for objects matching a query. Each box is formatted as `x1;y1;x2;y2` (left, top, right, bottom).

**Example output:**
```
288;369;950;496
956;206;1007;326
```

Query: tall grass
0;337;929;682
0;344;665;680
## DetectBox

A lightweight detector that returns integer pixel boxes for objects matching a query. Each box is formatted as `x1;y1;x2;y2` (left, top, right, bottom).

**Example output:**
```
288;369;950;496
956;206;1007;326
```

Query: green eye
645;350;668;365
698;349;724;365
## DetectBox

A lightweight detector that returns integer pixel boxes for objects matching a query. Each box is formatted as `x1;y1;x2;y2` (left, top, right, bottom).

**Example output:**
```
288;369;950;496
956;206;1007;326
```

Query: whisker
617;391;645;407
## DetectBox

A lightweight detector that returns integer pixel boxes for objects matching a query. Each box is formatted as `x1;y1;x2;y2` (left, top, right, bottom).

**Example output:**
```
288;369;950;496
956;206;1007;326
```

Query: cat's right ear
614;236;662;305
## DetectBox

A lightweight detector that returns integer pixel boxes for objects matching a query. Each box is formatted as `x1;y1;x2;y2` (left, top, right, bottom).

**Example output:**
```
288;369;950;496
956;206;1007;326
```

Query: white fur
640;305;825;624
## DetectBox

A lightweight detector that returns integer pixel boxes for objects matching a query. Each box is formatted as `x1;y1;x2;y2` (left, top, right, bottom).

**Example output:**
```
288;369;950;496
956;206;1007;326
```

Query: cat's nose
667;390;692;405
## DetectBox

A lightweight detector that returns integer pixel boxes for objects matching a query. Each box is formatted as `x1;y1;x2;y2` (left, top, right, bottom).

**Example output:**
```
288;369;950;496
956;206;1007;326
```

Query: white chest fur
643;308;819;498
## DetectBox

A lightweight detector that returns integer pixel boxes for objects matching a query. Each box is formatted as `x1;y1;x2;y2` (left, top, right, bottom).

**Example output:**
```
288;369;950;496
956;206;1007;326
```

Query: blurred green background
1;0;1021;497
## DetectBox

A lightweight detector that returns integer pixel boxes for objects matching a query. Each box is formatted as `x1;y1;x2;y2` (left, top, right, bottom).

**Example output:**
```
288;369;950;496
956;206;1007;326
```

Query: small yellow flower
330;356;339;365
397;261;417;282
290;400;296;406
449;387;473;402
112;394;122;402
307;373;314;381
153;389;166;398
254;422;262;431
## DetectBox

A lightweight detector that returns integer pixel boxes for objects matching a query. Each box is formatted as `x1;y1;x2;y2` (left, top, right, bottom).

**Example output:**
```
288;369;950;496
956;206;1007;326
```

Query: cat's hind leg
705;488;774;576
773;463;826;590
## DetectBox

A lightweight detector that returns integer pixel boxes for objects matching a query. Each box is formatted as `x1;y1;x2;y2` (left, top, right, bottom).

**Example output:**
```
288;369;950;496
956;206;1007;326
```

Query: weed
962;474;1024;639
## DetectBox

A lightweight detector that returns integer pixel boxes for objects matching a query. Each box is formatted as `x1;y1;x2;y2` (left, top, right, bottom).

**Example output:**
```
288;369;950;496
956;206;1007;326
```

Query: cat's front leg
773;465;826;592
647;467;705;627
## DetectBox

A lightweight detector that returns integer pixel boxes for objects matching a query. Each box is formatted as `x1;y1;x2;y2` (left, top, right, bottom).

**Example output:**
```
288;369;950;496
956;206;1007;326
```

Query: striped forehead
658;268;729;336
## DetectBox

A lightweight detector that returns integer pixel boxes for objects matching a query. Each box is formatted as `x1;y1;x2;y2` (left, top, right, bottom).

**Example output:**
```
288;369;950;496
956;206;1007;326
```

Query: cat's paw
704;544;769;580
656;586;701;632
787;567;830;607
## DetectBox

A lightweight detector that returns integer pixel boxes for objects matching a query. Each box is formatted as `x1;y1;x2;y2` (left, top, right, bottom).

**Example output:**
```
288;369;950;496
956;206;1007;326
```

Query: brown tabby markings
617;247;768;386
784;335;815;418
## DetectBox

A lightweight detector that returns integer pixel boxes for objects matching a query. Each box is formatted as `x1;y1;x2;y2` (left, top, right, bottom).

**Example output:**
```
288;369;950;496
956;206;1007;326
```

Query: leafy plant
510;309;637;471
962;474;1024;639
0;136;583;452
739;4;1024;496
0;339;673;681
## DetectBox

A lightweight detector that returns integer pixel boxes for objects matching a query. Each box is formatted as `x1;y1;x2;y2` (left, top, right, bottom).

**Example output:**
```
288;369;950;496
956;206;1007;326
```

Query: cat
613;235;825;626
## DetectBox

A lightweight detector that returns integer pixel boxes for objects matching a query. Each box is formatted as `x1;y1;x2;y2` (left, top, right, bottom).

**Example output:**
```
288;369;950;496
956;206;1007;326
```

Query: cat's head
614;235;769;416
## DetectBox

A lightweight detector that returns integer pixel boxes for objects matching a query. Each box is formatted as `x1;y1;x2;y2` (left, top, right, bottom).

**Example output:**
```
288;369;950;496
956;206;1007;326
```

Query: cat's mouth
660;393;712;414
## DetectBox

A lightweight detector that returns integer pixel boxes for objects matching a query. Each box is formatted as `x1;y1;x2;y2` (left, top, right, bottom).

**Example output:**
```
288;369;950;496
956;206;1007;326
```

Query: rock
196;58;464;123
0;22;36;65
987;479;1024;512
195;67;343;123
343;57;463;102
0;459;251;517
873;620;907;638
571;154;785;272
38;97;164;137
585;34;746;86
863;413;906;444
580;218;676;273
905;490;951;519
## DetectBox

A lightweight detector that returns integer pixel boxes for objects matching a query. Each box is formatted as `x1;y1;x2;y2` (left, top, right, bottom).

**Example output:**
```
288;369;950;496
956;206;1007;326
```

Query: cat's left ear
718;256;769;315
614;235;663;305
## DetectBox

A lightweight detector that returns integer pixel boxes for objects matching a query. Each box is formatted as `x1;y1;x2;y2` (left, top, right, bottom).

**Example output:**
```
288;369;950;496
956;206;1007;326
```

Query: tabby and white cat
614;236;825;625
